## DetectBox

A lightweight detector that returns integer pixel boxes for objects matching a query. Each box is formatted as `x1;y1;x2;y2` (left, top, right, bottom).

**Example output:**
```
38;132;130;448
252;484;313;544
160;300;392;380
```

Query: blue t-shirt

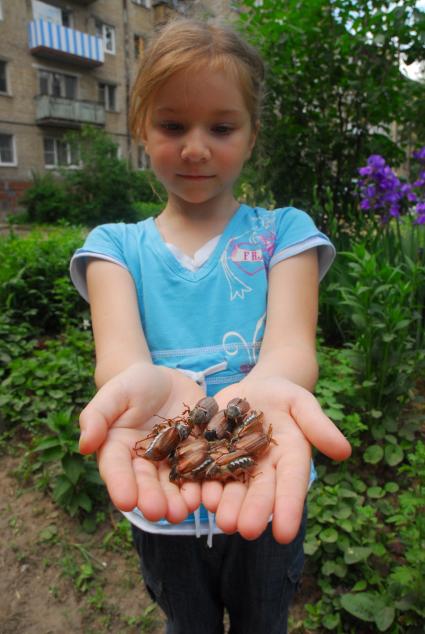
71;204;334;394
70;204;335;537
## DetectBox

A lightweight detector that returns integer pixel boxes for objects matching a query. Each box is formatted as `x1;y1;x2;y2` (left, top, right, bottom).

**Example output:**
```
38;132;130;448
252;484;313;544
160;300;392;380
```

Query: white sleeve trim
269;236;336;281
69;251;128;302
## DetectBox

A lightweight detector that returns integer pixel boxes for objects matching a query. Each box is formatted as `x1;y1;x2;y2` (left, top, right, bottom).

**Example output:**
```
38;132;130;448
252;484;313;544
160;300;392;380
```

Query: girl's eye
160;122;184;133
212;125;234;135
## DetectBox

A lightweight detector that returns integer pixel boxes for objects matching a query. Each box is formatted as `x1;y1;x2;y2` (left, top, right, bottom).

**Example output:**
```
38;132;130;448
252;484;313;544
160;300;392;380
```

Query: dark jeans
131;507;307;634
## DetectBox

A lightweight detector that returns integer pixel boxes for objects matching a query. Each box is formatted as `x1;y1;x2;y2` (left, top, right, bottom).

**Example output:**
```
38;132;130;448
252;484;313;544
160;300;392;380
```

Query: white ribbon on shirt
178;361;228;392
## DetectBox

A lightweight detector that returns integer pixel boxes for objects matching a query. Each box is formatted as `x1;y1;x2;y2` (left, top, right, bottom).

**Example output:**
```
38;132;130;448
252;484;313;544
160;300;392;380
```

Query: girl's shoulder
86;217;152;242
242;204;321;237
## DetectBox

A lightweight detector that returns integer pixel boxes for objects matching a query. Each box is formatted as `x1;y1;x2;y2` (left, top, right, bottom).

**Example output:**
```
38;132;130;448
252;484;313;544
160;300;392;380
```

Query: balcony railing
28;20;104;67
36;95;106;128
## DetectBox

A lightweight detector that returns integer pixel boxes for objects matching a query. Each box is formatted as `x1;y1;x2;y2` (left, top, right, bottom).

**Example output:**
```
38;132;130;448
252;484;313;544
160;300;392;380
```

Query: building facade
0;0;237;216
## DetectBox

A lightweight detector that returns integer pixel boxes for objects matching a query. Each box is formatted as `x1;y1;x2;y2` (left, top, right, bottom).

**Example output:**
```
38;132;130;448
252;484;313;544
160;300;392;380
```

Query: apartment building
0;0;237;216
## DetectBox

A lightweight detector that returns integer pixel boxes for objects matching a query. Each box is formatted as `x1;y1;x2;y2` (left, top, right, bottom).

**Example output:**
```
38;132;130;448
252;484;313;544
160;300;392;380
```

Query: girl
70;18;351;634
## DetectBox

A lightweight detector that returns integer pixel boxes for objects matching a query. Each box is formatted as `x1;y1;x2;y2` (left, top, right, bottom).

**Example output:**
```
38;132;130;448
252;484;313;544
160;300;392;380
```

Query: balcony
28;20;104;68
36;95;105;128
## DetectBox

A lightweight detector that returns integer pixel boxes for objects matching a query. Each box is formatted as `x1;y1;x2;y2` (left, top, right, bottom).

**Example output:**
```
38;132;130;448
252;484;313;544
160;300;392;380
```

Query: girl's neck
155;195;240;257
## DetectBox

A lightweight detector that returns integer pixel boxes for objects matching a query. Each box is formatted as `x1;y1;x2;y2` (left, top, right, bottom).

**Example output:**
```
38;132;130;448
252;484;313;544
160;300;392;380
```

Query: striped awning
28;19;104;67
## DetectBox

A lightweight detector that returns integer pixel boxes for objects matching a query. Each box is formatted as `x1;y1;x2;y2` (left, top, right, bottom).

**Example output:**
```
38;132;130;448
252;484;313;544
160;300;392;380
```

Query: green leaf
75;492;92;512
322;613;340;629
344;546;372;564
352;580;367;591
320;528;339;543
304;540;320;556
367;486;385;498
384;482;399;493
375;606;395;631
340;593;383;622
384;444;404;466
32;436;62;451
62;454;86;485
364;444;384;464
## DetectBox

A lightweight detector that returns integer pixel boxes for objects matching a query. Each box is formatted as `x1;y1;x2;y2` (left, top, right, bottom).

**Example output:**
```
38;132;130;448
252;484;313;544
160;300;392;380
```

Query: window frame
98;82;117;112
43;136;80;169
0;133;17;167
38;69;78;100
96;21;116;55
0;59;9;94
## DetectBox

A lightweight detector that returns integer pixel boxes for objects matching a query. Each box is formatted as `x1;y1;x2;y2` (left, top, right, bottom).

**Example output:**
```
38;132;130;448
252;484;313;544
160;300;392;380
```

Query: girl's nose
181;130;211;162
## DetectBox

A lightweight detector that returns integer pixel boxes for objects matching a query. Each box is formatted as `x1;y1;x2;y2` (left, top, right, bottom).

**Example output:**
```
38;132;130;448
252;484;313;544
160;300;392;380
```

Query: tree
240;0;425;227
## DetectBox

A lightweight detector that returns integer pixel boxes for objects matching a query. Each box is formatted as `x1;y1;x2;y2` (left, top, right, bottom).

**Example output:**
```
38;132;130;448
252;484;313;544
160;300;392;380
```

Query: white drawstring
194;507;201;538
179;361;228;392
207;511;215;548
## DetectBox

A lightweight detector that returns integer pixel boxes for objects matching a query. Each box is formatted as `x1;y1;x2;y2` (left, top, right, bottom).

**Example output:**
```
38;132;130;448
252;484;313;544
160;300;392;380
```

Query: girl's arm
202;249;351;543
247;248;319;390
79;259;205;520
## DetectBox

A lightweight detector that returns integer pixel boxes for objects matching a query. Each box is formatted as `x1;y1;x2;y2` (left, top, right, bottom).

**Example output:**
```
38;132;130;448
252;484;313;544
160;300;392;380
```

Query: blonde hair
129;19;265;139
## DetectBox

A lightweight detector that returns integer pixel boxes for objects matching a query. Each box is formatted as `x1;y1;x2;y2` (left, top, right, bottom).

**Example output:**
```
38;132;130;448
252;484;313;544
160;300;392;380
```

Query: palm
79;363;205;523
201;377;351;544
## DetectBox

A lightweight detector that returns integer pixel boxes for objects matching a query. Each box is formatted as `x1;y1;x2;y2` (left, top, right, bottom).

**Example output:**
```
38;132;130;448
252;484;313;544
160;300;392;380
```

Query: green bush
0;226;88;334
19;172;68;224
0;325;95;432
20;128;167;226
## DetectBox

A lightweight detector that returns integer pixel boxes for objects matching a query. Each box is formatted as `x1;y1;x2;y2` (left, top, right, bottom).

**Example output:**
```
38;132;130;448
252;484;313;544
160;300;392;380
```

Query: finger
201;480;224;513
158;463;190;524
215;481;247;534
133;457;168;521
97;439;138;512
290;391;352;461
79;381;131;454
272;440;311;544
79;366;172;455
236;463;275;540
179;481;202;514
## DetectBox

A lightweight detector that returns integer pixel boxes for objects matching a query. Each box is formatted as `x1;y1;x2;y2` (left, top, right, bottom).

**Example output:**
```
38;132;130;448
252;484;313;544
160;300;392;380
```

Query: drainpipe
122;0;132;167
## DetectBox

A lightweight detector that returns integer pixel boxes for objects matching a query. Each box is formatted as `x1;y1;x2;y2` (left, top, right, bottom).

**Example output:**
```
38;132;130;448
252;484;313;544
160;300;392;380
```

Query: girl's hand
201;376;351;544
79;363;205;524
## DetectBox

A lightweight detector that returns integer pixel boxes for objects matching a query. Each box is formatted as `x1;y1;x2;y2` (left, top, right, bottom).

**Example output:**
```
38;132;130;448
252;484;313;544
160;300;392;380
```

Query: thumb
290;390;352;462
78;379;129;454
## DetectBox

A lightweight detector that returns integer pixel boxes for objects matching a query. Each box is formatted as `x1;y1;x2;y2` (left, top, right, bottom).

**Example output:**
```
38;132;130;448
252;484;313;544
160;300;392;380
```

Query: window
61;9;73;28
134;34;146;59
43;137;79;167
0;134;16;165
99;82;117;111
96;22;116;55
0;1;3;21
0;60;7;93
39;70;77;99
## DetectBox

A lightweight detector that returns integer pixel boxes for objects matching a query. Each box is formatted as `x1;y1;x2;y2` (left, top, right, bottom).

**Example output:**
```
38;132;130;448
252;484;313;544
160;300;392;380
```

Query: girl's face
142;67;257;211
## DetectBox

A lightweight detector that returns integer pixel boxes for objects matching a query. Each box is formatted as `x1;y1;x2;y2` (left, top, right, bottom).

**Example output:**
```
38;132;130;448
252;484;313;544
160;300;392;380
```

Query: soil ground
0;450;313;634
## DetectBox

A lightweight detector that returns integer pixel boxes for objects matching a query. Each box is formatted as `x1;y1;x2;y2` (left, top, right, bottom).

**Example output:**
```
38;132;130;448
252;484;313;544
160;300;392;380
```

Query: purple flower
357;150;425;224
412;147;425;163
368;154;386;168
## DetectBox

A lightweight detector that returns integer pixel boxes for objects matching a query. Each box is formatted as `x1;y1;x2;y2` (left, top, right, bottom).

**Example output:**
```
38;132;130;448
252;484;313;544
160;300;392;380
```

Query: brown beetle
187;397;219;427
225;397;251;427
205;451;256;482
169;447;210;482
204;410;230;441
170;455;215;482
173;437;209;460
134;419;192;461
234;410;265;438
231;425;276;457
